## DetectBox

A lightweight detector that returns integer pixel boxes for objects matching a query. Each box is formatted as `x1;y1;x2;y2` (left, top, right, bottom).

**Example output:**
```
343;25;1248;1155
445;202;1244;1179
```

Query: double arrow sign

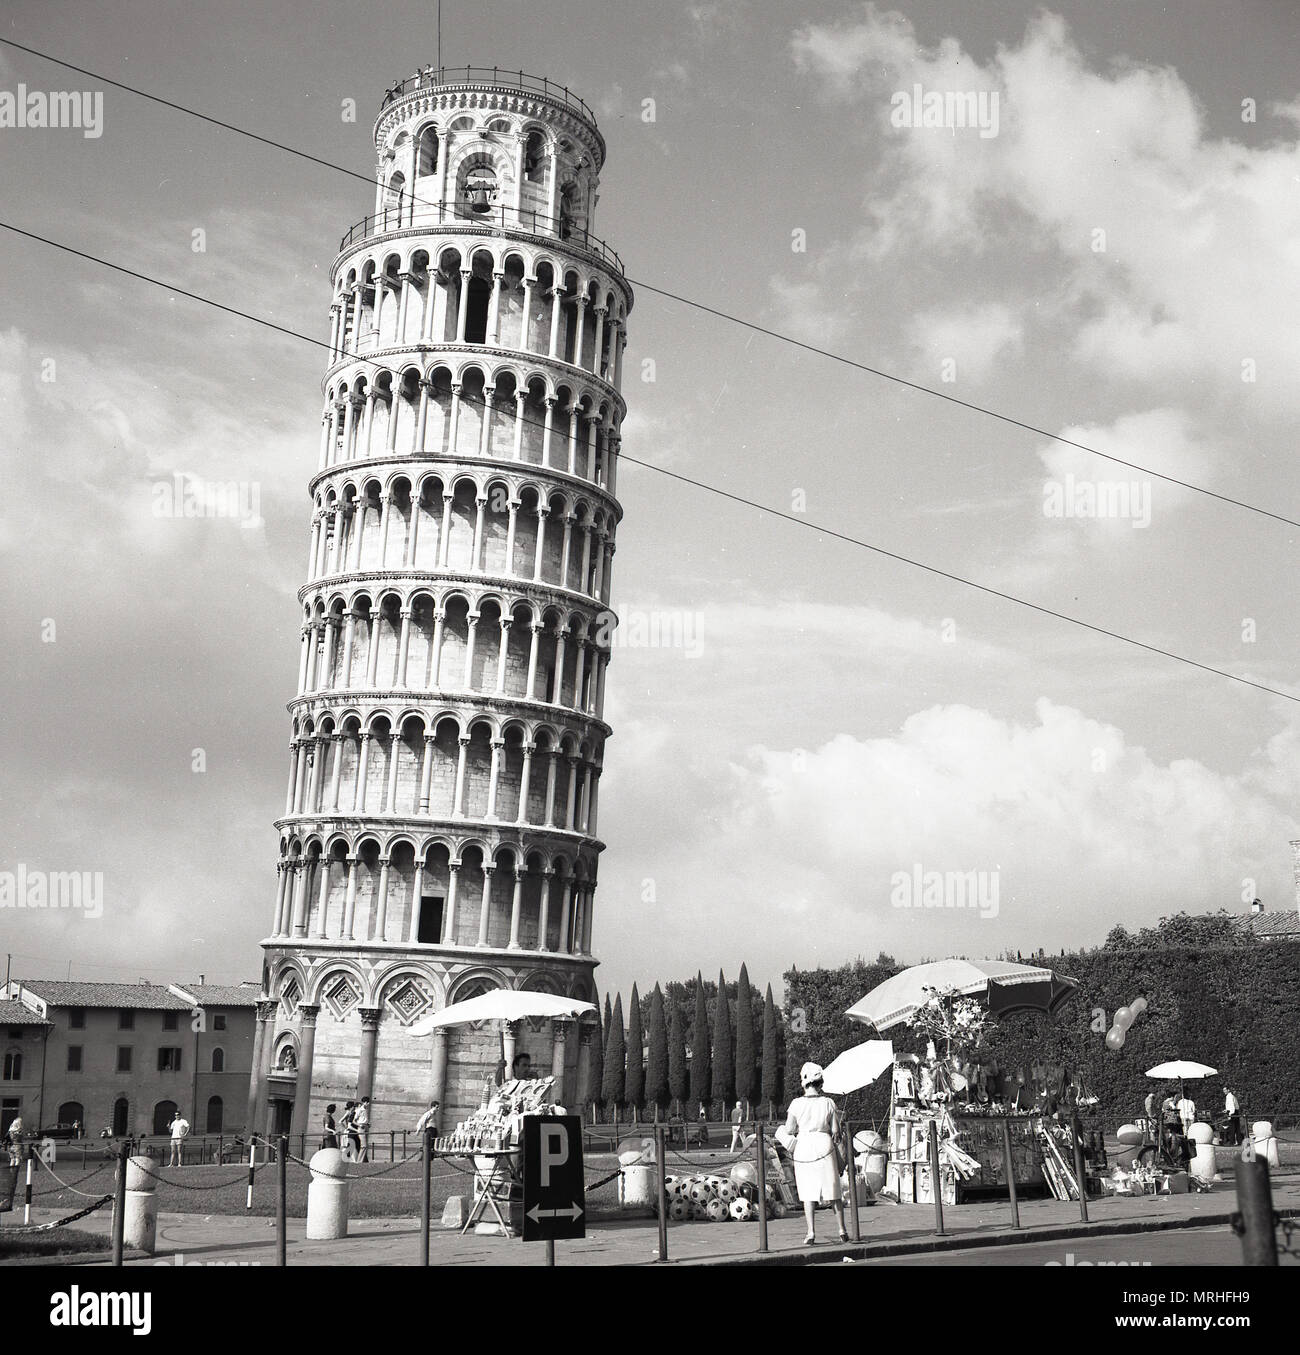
526;1202;583;1223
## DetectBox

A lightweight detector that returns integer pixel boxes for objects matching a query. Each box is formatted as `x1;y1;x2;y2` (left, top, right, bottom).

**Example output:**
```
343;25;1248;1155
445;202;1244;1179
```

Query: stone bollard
1250;1121;1280;1169
123;1156;158;1255
305;1148;349;1240
618;1163;657;1215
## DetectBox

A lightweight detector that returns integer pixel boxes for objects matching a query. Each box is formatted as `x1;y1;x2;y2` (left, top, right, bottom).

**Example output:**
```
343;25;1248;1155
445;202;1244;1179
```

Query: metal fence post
844;1119;861;1241
1234;1157;1278;1266
654;1125;668;1263
420;1128;432;1267
755;1122;769;1253
928;1119;946;1236
111;1140;128;1266
1001;1118;1020;1229
1071;1112;1089;1222
276;1134;288;1267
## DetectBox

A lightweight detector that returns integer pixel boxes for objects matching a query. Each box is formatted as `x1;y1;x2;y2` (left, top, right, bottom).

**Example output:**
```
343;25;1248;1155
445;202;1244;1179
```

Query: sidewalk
17;1172;1299;1266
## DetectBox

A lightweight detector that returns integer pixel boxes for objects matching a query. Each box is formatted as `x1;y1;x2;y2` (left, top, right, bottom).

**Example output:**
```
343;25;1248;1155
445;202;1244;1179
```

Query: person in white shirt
415;1100;440;1137
168;1111;190;1167
354;1096;371;1162
1176;1093;1196;1135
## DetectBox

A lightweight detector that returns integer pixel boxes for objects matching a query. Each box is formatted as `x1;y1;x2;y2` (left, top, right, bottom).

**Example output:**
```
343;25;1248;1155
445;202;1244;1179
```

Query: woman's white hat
800;1061;824;1087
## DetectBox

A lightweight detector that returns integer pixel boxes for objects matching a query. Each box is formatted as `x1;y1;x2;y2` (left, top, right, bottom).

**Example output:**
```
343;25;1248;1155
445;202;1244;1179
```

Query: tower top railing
338;200;624;274
381;66;597;126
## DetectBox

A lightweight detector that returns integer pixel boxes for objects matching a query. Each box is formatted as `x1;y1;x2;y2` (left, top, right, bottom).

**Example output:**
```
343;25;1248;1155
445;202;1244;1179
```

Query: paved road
857;1224;1298;1266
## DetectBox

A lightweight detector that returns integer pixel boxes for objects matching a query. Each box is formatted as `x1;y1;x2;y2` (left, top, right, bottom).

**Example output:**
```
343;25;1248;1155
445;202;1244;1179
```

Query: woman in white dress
783;1062;849;1245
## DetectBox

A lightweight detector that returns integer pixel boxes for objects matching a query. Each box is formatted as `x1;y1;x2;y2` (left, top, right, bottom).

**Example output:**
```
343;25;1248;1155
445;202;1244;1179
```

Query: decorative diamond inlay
323;974;362;1021
384;978;435;1027
279;976;302;1016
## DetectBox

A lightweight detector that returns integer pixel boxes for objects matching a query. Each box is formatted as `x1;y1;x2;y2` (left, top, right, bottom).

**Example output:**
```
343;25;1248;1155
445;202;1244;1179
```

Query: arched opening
57;1101;84;1130
211;1047;225;1073
152;1100;178;1137
206;1096;224;1134
112;1097;130;1137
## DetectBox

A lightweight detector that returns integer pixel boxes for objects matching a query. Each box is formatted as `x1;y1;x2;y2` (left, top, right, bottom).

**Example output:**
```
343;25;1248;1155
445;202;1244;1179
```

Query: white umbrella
821;1040;894;1095
1146;1060;1217;1102
846;958;1074;1031
407;990;596;1035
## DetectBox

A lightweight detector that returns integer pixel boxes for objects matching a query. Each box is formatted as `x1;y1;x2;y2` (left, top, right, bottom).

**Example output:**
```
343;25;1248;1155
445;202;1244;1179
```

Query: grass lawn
0;1226;109;1259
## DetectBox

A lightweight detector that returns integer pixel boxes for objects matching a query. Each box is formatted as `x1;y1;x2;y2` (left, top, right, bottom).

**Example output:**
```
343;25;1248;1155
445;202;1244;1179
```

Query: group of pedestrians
321;1096;371;1161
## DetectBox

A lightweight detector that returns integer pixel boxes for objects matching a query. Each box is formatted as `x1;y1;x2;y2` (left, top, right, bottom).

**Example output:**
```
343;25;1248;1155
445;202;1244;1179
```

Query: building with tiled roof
2;979;255;1141
1246;900;1300;941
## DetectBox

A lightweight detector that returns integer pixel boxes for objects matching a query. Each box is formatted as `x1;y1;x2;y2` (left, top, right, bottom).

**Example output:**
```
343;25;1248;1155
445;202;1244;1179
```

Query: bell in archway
466;181;493;214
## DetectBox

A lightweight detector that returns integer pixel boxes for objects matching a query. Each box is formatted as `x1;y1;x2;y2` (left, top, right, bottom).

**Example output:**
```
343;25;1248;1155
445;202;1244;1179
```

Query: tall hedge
761;984;781;1112
602;994;625;1114
711;968;735;1107
625;983;645;1116
735;964;757;1108
646;985;669;1115
668;1000;689;1111
784;939;1300;1122
690;976;711;1113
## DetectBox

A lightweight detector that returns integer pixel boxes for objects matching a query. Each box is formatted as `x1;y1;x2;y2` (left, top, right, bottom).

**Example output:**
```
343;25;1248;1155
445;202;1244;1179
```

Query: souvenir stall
409;990;596;1237
846;959;1088;1205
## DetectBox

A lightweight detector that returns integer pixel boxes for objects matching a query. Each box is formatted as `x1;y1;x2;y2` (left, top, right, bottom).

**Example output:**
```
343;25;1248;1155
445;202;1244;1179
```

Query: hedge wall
785;941;1300;1126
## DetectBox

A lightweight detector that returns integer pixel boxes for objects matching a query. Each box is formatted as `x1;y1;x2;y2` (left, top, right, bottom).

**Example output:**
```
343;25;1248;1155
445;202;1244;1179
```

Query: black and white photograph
0;0;1296;1315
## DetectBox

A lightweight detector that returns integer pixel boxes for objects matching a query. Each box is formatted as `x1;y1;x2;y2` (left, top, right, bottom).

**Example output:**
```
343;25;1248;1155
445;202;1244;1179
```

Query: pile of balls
662;1170;788;1223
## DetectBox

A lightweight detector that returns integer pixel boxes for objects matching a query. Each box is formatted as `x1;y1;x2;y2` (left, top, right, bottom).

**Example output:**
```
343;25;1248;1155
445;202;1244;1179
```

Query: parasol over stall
1145;1059;1217;1102
845;958;1078;1032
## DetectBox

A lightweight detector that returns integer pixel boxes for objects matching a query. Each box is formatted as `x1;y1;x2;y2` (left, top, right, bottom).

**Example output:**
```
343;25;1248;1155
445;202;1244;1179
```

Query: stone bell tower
246;67;630;1138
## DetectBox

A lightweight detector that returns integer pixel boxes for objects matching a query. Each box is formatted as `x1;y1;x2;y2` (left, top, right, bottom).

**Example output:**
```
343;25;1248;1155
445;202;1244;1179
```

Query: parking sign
521;1114;585;1241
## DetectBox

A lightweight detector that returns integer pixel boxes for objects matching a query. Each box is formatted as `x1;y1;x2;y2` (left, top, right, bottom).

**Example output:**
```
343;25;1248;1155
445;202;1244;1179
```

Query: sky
1;0;1298;1007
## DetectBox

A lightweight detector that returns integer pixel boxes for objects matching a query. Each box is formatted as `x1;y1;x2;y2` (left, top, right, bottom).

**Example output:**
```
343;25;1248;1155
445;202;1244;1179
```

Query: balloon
1113;1006;1133;1030
1130;997;1148;1015
1105;1027;1126;1050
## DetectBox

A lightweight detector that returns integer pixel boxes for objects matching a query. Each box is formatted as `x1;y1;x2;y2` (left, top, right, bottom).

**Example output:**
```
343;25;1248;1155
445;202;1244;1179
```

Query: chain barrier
33;1160;113;1201
3;1194;114;1232
124;1157;263;1192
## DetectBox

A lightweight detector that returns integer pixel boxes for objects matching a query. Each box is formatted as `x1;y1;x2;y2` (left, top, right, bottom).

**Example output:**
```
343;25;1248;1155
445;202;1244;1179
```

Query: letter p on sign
540;1123;568;1186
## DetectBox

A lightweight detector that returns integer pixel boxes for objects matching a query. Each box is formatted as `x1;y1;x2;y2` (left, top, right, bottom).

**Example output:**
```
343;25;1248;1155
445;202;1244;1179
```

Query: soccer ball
730;1198;753;1221
669;1198;689;1221
706;1198;728;1221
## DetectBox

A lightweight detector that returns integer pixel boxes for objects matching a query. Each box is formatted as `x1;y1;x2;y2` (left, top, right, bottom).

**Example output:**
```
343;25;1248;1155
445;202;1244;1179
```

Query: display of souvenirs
436;1075;559;1153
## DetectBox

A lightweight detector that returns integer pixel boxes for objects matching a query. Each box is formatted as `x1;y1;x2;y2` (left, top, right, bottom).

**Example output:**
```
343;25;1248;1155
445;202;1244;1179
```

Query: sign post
521;1114;585;1260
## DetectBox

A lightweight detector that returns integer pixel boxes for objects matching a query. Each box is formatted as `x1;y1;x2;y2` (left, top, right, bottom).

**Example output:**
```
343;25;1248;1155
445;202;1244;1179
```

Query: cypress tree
689;974;710;1114
762;984;780;1115
646;984;669;1118
602;993;626;1117
735;963;756;1110
668;998;688;1114
625;983;644;1119
711;968;735;1108
591;998;606;1116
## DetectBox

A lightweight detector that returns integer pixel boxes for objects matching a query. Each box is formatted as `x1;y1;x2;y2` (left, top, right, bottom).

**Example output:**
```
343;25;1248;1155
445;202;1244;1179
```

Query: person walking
339;1101;359;1161
321;1103;339;1151
729;1101;745;1153
415;1099;440;1136
1176;1090;1197;1136
168;1110;190;1167
783;1062;848;1246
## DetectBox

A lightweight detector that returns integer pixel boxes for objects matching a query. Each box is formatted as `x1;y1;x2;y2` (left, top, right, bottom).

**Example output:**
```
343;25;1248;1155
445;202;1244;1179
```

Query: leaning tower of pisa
246;68;630;1139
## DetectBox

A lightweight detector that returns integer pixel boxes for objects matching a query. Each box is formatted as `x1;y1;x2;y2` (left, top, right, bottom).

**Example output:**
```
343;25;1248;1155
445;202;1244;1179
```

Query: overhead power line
0;217;1294;707
0;36;1296;532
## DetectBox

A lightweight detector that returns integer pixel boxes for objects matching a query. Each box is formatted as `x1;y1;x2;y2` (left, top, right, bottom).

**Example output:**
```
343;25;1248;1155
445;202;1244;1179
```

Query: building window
206;1096;224;1134
6;1028;22;1040
162;1012;179;1031
112;1097;129;1136
116;1047;133;1074
57;1100;83;1129
157;1047;183;1072
66;1046;82;1073
2;1052;21;1081
69;1009;85;1029
211;1048;225;1073
1;1098;20;1134
213;1014;227;1031
118;1010;134;1031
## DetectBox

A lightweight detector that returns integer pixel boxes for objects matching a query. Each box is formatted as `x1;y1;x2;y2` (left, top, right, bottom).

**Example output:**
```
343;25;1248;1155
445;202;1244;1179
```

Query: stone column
246;1000;276;1135
429;607;445;686
428;1028;449;1124
537;870;553;950
291;1004;320;1137
576;1023;596;1109
477;864;495;946
354;733;371;813
508;867;525;948
443;862;460;943
418;734;436;813
438;493;454;567
356;1008;382;1102
550;1018;572;1103
455;268;471;343
374;855;391;940
495;619;511;694
533;506;549;581
485;737;504;819
342;856;358;940
502;1019;521;1074
517;744;534;825
453;735;469;816
407;856;425;943
272;862;290;936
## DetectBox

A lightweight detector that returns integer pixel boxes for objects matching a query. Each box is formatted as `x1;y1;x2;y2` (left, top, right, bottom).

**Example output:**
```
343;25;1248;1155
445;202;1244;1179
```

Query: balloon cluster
1105;996;1147;1050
